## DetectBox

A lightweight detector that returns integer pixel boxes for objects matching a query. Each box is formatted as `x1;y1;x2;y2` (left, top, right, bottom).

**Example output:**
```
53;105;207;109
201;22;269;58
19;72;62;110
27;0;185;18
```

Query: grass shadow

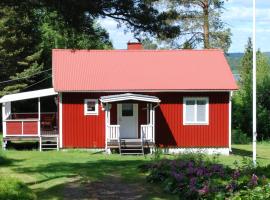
6;141;39;151
0;152;23;166
15;159;150;183
231;147;252;157
15;158;172;199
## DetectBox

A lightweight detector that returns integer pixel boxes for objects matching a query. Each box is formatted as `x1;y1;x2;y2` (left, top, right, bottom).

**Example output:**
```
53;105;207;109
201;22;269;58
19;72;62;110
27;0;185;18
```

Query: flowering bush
141;154;270;199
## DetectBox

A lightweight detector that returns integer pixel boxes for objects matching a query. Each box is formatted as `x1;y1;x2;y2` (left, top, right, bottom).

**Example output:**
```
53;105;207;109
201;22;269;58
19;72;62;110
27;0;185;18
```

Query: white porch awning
0;88;57;103
100;93;161;103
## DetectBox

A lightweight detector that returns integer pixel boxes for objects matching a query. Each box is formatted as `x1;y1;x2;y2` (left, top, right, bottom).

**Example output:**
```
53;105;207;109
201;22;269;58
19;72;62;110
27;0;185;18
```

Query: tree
233;38;270;141
1;0;180;40
164;0;231;51
0;3;112;96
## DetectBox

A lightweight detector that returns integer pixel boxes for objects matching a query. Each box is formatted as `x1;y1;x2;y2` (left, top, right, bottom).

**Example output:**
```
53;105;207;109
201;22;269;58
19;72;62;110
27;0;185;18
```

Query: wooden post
229;91;232;152
105;103;109;152
2;102;10;150
38;98;41;151
38;98;41;136
152;105;155;144
59;93;63;148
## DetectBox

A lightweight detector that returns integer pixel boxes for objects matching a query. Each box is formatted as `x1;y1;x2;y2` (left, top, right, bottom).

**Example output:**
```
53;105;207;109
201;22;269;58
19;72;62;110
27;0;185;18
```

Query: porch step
119;139;144;156
39;136;59;151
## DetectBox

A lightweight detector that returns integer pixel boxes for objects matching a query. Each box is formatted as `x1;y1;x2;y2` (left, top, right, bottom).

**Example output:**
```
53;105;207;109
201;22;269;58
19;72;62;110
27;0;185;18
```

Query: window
84;99;99;115
122;103;133;116
183;97;209;125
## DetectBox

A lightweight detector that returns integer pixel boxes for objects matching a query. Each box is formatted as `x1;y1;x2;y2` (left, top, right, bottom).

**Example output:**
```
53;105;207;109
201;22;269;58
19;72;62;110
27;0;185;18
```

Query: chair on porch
41;114;55;130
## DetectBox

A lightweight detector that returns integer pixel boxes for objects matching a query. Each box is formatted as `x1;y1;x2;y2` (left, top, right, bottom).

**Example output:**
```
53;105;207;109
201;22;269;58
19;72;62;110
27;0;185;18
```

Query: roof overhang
100;93;161;103
0;88;58;103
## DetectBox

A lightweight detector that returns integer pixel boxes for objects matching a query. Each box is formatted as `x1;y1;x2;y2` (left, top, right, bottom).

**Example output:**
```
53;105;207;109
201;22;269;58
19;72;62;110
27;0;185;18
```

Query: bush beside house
140;154;270;199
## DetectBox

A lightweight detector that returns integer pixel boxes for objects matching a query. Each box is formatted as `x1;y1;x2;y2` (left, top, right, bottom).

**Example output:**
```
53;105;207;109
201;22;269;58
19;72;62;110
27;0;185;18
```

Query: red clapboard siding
62;93;106;148
155;92;229;147
61;92;229;148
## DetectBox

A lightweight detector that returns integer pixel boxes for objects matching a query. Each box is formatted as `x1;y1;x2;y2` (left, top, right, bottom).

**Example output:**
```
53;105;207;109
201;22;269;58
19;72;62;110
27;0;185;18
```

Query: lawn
0;141;269;200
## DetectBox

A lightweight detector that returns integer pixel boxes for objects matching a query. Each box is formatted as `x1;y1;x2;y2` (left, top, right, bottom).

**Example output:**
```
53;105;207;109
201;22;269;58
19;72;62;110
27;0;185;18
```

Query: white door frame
117;103;138;139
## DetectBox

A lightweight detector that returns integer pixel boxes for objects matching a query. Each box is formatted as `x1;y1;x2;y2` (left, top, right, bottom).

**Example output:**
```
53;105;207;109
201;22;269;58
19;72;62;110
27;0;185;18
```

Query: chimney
127;42;143;50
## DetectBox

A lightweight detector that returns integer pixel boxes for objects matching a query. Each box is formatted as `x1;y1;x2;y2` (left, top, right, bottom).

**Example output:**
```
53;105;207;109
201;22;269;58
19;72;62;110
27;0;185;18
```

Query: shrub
141;155;270;200
232;129;250;144
0;177;36;200
232;183;270;200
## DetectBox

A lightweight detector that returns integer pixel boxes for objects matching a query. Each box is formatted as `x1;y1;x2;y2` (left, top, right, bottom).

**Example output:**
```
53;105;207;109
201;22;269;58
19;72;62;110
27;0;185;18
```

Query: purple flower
196;168;204;176
188;161;194;168
248;174;258;187
172;171;184;182
232;170;240;180
189;177;197;190
198;182;209;196
226;181;237;192
188;166;195;175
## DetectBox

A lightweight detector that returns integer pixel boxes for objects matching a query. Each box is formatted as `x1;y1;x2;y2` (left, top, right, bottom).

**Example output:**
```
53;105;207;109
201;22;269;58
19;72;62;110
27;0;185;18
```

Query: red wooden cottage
1;42;237;154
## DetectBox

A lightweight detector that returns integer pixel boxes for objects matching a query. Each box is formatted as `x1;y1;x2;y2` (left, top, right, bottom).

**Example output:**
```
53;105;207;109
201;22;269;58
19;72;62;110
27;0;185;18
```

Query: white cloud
98;17;135;49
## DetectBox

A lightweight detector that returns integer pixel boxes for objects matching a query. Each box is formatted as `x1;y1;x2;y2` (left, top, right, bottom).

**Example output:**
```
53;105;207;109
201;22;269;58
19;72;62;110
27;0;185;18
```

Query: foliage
0;177;36;200
232;184;270;200
162;0;231;51
232;38;270;141
232;129;250;144
0;2;112;96
142;154;270;199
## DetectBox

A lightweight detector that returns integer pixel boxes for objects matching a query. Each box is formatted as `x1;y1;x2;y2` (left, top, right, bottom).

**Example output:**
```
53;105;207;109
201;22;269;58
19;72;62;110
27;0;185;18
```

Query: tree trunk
203;0;210;49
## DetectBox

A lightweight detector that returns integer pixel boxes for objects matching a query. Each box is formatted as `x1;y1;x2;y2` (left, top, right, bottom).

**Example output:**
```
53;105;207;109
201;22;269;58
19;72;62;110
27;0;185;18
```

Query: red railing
5;112;57;136
6;119;39;135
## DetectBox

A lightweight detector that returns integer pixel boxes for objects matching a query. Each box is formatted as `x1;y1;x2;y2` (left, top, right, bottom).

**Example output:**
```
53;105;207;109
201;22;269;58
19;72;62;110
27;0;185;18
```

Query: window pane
87;101;96;112
185;100;195;122
197;100;206;122
122;104;133;116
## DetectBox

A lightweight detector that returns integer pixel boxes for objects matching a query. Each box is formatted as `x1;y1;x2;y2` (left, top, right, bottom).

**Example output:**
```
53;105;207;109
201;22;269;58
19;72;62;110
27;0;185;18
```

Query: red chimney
127;42;143;50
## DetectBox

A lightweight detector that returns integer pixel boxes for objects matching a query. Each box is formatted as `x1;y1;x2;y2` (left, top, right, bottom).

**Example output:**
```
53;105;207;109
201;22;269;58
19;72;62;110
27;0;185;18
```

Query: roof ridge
52;49;223;52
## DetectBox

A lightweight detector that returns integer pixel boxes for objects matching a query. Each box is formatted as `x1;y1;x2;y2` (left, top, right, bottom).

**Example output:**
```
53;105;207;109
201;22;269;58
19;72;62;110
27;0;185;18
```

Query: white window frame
84;99;99;115
183;97;209;125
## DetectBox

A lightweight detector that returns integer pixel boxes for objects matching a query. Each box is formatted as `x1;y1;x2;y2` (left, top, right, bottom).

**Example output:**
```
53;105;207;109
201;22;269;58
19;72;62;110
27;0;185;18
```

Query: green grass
0;177;36;200
0;139;269;199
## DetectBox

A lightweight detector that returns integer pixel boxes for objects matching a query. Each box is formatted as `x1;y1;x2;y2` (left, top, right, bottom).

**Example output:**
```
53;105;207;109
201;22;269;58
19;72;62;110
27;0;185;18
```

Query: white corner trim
84;99;99;115
229;91;233;151
183;97;209;125
161;148;230;155
59;93;63;148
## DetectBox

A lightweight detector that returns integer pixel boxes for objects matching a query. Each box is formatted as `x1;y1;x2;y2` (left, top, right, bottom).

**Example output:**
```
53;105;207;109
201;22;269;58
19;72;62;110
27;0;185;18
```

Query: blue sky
98;1;270;53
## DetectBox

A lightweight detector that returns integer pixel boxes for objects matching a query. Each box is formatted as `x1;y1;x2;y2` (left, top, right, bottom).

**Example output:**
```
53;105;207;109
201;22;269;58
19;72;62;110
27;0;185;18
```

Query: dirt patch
62;175;146;200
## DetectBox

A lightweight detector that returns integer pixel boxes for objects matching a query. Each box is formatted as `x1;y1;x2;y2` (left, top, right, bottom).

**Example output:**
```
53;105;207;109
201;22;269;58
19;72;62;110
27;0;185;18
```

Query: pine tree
233;38;270;141
163;0;232;51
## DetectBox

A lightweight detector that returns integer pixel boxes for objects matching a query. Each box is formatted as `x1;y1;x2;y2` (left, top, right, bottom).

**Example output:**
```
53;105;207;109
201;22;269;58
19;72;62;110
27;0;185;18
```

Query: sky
98;1;270;53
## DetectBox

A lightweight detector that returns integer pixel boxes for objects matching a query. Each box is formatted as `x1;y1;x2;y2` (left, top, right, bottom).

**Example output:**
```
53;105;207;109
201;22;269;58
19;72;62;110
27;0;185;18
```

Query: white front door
117;103;138;139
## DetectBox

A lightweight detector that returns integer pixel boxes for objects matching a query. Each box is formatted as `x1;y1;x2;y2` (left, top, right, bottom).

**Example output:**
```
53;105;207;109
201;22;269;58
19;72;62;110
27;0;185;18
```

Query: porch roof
0;88;57;103
100;93;161;103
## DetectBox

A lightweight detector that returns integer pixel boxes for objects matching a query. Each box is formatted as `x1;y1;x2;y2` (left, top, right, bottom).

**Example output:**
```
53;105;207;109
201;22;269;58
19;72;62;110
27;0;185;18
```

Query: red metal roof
52;49;238;92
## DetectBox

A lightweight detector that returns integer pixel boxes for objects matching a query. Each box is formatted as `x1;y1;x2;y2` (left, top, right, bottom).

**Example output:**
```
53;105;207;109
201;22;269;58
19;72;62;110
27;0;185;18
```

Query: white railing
107;125;120;140
141;124;153;141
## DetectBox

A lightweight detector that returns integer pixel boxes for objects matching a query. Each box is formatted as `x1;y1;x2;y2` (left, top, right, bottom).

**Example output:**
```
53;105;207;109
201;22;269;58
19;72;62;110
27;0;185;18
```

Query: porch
1;88;59;151
100;93;160;154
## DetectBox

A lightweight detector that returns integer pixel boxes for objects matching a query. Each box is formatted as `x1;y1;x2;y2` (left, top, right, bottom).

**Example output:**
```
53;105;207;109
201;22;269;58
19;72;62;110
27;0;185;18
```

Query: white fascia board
100;93;161;103
0;88;57;103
